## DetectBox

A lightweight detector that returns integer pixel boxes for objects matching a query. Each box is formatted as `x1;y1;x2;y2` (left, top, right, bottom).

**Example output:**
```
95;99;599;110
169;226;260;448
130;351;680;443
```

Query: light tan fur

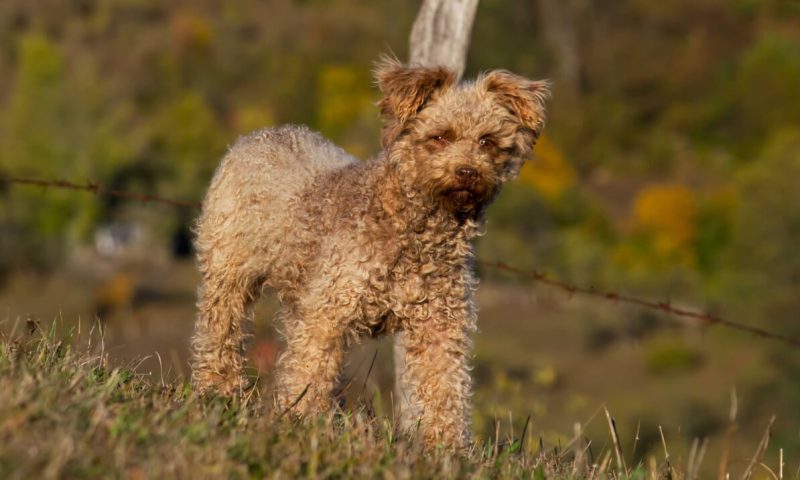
191;59;550;451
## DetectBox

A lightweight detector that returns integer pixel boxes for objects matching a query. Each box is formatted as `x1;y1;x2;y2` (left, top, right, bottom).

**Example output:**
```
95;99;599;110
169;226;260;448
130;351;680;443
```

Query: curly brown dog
191;58;549;450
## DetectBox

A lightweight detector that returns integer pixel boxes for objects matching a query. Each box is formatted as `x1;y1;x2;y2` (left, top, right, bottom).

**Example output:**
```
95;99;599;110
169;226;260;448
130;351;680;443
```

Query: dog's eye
478;136;496;149
426;130;454;148
428;134;450;147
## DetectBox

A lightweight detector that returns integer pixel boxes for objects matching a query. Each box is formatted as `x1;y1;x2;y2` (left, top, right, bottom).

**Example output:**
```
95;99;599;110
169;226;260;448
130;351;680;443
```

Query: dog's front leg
274;300;349;416
396;296;477;451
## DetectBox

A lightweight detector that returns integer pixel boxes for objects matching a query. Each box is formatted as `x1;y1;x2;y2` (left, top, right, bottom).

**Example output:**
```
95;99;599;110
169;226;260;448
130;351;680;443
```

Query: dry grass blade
604;406;627;475
570;422;591;478
740;415;776;480
687;438;709;480
698;438;709;474
659;425;674;479
277;383;310;419
758;462;779;480
335;348;373;398
493;417;500;460
719;388;739;480
687;437;699;479
518;415;531;455
559;406;603;461
631;420;641;461
648;455;658;480
357;349;379;401
597;450;612;477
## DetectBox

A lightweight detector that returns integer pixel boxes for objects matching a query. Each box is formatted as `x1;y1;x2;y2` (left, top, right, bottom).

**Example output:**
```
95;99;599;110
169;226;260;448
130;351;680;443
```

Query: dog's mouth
447;188;477;205
442;185;493;213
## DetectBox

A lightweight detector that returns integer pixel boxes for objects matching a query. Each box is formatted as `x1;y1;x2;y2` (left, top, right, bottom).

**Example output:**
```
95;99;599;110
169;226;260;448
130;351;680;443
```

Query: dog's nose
455;166;478;183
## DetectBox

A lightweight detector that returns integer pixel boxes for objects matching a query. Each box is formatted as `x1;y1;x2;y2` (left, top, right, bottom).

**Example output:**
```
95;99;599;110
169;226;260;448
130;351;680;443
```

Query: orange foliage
518;135;576;201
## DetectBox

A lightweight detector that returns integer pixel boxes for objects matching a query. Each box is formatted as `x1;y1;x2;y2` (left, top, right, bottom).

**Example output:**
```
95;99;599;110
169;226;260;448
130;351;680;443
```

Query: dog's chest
354;227;470;332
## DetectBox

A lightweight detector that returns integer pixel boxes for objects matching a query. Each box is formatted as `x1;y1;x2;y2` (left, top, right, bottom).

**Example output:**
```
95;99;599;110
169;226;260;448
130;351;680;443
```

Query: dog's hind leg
191;272;257;396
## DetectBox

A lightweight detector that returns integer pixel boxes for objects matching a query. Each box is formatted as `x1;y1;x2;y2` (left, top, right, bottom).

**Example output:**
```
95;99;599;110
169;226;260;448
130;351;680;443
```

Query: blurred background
1;0;799;470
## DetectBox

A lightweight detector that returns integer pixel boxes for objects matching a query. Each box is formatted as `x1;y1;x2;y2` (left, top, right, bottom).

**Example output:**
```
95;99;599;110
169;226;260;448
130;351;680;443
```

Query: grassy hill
0;322;784;479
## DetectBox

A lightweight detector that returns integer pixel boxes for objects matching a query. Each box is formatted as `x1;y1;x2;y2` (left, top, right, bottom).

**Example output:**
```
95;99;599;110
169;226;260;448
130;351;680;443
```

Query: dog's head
376;57;550;216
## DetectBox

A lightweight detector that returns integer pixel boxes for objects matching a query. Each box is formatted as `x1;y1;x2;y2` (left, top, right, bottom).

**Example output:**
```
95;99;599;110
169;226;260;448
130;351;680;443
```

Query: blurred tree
1;34;150;265
2;33;71;179
704;33;800;158
725;129;800;431
694;187;734;274
537;0;581;99
0;34;97;266
151;92;225;202
729;130;800;322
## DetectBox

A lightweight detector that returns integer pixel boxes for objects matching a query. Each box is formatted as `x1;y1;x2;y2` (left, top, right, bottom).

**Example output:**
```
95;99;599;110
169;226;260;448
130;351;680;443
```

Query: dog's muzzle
442;166;493;213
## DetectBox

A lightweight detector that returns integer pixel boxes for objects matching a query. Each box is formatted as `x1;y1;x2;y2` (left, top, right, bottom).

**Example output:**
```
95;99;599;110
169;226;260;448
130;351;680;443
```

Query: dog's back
210;124;355;204
237;125;355;180
195;125;356;281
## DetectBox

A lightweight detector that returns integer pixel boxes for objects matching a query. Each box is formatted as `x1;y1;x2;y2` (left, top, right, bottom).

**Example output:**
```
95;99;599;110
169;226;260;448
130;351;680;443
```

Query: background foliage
1;0;799;469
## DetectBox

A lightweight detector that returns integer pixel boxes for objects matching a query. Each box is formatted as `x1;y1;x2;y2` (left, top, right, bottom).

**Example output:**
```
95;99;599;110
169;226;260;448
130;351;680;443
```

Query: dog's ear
375;57;456;146
481;70;551;150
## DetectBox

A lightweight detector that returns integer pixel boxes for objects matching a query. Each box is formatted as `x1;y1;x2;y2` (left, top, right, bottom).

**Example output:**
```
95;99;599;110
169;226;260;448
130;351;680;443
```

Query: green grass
0;323;785;479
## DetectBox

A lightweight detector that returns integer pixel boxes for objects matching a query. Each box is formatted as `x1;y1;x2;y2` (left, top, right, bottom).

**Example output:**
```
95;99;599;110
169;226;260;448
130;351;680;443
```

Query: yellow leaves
615;183;734;271
317;65;374;139
632;183;697;260
315;64;379;157
628;183;699;264
519;135;576;201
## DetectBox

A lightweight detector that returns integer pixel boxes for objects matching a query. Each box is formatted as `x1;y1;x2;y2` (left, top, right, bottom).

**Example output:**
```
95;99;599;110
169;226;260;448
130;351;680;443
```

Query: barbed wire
3;174;799;349
478;260;800;349
0;175;201;209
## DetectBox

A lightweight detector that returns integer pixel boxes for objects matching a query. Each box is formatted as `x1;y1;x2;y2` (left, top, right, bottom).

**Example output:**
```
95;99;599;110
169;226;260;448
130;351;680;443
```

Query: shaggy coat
192;59;549;450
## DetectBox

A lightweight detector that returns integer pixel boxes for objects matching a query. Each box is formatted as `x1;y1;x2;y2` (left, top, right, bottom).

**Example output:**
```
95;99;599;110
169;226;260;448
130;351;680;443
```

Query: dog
191;58;549;450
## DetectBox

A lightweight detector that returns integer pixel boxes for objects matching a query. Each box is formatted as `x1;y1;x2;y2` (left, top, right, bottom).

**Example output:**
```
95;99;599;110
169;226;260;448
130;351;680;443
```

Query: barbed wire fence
1;175;200;209
2;173;799;350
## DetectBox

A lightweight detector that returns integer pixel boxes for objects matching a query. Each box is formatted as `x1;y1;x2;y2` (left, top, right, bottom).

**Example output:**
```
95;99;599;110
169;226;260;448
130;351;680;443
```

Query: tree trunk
408;0;479;80
538;0;582;98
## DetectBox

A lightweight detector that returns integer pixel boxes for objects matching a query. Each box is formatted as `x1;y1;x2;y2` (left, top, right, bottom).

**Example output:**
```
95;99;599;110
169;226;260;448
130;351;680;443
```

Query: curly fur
191;59;550;451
